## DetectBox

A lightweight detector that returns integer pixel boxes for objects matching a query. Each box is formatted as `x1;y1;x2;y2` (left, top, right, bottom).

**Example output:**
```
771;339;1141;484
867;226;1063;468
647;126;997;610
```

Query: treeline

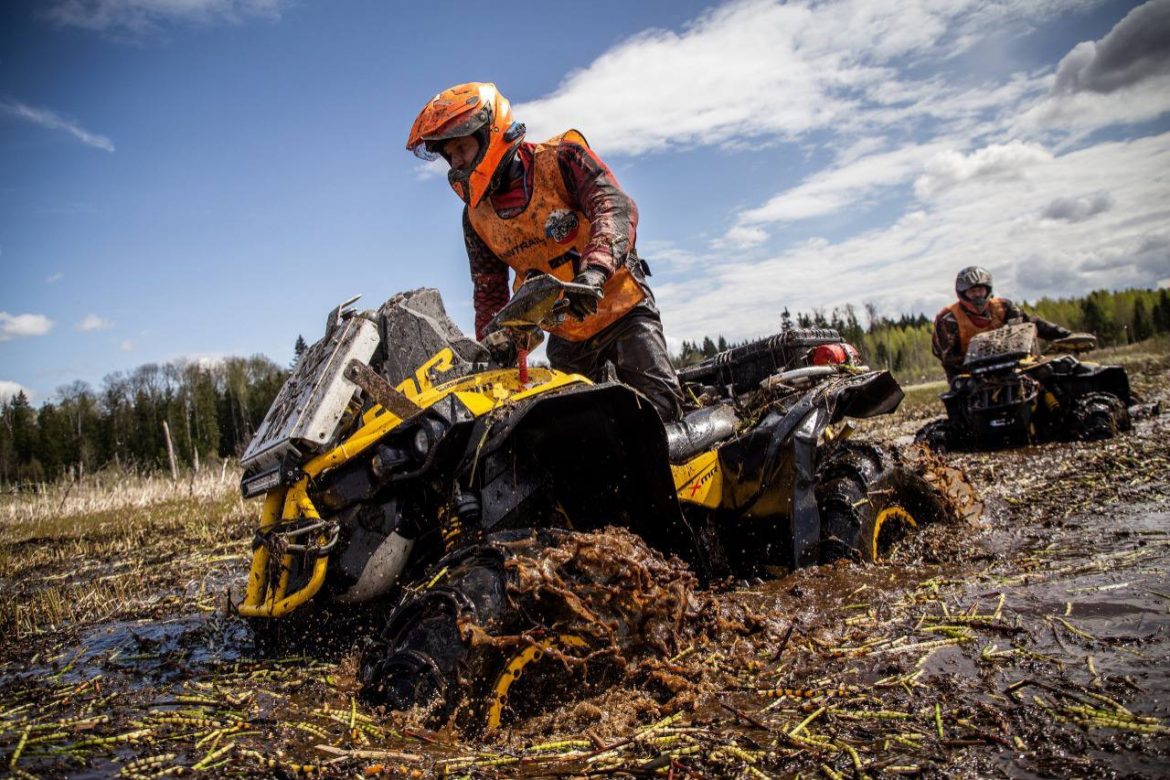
676;287;1170;382
0;356;287;485
4;287;1168;485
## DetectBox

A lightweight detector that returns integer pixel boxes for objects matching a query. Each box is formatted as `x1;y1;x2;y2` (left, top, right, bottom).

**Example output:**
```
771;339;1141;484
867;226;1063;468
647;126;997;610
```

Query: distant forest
2;287;1169;485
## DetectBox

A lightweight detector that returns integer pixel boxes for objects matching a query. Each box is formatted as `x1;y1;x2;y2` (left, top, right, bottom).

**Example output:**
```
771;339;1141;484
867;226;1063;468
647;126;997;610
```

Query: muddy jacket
464;131;644;341
932;297;1071;378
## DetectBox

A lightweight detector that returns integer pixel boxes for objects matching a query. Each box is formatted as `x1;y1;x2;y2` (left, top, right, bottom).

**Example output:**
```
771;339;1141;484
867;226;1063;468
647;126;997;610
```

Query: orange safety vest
467;130;645;341
947;298;1008;354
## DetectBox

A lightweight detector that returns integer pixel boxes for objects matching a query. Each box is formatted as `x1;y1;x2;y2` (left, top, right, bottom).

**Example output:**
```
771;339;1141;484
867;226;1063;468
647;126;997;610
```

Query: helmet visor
410;107;492;161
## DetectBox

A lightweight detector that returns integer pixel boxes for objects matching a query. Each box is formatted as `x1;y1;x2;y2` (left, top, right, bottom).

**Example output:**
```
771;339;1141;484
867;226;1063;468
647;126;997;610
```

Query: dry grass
0;466;239;529
0;467;253;639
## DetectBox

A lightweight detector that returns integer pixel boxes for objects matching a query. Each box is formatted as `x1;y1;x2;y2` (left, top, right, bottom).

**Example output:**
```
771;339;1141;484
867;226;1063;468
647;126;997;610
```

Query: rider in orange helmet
408;82;683;421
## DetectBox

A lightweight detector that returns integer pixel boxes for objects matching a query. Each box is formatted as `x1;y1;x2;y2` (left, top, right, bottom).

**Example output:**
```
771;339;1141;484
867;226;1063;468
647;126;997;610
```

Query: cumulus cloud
1040;191;1113;222
76;314;113;332
714;225;770;249
44;0;288;33
0;381;32;403
0;313;54;341
658;132;1170;342
1020;0;1170;135
1;101;114;152
734;142;953;233
914;141;1053;199
413;161;445;181
1053;0;1170;95
514;0;1096;156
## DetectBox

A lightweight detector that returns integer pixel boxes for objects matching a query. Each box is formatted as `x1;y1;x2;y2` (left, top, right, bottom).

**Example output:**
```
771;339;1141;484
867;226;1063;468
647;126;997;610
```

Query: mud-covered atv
236;275;973;733
916;323;1137;451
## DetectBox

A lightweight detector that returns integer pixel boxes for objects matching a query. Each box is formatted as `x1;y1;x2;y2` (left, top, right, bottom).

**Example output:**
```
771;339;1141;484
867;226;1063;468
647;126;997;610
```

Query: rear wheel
816;443;950;563
359;527;699;735
1070;391;1130;441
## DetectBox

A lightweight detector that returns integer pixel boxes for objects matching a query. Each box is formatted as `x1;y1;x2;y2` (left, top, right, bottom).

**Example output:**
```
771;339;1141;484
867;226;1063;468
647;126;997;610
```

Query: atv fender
456;382;714;577
790;408;823;568
824;370;904;421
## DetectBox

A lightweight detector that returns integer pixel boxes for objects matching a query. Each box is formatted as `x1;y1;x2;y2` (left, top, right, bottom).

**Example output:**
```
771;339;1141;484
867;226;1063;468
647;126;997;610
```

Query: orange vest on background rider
466;130;645;342
947;297;1008;354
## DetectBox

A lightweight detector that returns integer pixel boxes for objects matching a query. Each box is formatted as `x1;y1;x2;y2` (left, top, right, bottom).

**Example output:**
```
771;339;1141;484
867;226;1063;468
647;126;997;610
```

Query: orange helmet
407;82;526;207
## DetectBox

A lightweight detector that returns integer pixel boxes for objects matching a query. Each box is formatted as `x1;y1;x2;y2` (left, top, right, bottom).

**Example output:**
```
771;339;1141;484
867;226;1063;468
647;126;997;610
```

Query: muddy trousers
547;310;684;422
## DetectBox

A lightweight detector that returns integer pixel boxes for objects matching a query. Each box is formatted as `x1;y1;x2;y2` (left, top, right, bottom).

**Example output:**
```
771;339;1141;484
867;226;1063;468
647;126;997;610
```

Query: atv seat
665;405;739;463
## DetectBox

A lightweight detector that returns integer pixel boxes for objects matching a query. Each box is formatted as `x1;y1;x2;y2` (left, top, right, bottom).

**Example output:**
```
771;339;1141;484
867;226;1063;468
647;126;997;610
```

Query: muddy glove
565;268;607;321
482;329;517;367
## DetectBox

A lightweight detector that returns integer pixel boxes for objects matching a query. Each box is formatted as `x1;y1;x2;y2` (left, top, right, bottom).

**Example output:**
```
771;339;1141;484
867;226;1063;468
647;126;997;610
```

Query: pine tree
1132;298;1153;342
292;335;308;367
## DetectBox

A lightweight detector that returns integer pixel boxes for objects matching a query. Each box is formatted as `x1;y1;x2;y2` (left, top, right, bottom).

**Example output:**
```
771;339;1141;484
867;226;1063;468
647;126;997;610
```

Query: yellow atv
236;274;969;732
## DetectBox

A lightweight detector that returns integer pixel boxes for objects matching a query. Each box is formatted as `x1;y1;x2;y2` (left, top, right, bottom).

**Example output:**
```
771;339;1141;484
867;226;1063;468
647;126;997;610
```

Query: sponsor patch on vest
499;236;544;260
544;209;580;244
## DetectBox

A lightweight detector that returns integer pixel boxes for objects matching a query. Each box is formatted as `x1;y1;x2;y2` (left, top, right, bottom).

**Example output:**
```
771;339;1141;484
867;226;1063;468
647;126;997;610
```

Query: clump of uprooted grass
0;467;254;639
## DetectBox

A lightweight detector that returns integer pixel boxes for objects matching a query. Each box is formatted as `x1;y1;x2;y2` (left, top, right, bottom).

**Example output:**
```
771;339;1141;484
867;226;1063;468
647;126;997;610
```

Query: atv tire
1070;391;1130;442
913;418;954;453
816;442;950;563
359;527;697;735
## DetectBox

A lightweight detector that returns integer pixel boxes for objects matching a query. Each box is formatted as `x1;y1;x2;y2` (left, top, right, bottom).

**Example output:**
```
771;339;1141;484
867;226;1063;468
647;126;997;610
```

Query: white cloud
120;339;136;351
0;313;54;341
659;132;1170;343
46;272;64;284
0;101;115;152
914;141;1053;199
714;225;770;249
0;381;32;404
413;160;445;181
76;314;114;332
1040;191;1113;222
44;0;288;33
736;142;952;230
514;0;1103;156
1022;75;1170;136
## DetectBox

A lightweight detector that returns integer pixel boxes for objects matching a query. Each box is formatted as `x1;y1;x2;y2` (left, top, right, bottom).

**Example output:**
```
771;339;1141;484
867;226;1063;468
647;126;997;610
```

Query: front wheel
816;443;951;563
359;527;701;735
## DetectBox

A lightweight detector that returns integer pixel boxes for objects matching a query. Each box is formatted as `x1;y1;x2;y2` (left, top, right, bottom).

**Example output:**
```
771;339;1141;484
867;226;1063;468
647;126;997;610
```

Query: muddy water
2;418;1168;777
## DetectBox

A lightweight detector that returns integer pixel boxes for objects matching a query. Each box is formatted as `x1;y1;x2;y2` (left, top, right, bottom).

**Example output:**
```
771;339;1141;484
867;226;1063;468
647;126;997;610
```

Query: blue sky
2;0;1169;403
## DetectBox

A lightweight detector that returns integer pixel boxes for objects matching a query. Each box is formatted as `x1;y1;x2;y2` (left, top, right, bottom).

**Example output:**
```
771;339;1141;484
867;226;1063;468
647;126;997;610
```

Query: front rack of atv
237;487;340;618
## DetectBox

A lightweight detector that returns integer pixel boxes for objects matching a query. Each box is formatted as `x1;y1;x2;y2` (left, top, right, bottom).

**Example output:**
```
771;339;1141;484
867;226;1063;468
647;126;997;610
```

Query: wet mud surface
1;362;1168;777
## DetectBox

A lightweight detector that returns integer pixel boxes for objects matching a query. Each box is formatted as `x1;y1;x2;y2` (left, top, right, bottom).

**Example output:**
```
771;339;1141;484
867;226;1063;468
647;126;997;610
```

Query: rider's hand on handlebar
566;268;606;320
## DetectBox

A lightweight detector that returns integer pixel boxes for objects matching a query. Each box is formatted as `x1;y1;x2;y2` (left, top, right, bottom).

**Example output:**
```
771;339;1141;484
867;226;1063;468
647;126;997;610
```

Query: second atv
916;322;1137;451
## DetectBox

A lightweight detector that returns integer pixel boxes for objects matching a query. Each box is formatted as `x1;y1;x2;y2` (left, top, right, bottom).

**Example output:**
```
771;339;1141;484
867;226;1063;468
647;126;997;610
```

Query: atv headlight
241;466;283;498
411;427;431;459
